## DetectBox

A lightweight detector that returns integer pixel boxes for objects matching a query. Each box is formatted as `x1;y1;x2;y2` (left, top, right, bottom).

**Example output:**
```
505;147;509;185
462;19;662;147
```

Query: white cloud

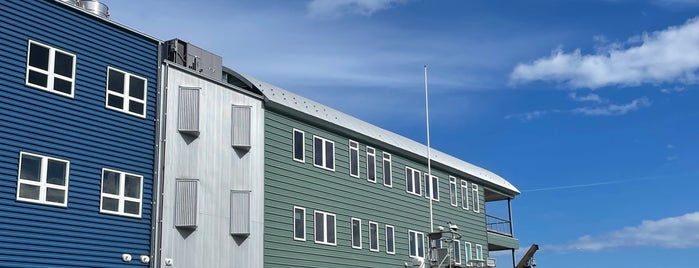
569;92;606;103
571;97;651;116
549;212;699;251
655;0;699;7
307;0;409;17
504;110;552;122
660;86;687;93
510;17;699;89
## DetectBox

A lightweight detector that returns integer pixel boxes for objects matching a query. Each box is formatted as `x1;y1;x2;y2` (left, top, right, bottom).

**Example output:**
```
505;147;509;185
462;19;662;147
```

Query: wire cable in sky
522;173;693;193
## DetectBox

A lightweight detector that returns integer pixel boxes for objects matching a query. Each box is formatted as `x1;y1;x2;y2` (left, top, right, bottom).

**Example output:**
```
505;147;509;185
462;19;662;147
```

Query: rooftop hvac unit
79;0;110;19
163;39;223;81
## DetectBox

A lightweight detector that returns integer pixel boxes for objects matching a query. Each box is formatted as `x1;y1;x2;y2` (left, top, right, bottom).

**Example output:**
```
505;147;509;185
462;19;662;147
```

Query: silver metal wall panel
159;66;265;268
231;105;251;149
175;179;198;229
178;87;200;135
230;190;251;236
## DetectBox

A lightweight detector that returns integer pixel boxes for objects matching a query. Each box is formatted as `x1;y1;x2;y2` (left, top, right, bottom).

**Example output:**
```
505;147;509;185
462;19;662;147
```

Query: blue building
0;0;159;266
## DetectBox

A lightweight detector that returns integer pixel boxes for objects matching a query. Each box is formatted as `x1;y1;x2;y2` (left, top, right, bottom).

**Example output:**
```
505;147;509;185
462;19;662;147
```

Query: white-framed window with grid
314;210;336;245
349;140;359;177
382;152;392;187
25;40;76;97
408;230;425;258
405;167;421;196
461;180;469;210
100;168;143;218
366;146;376;182
16;152;70;206
449;176;458;206
105;66;148;118
472;183;480;213
424;174;439;201
313;136;335;171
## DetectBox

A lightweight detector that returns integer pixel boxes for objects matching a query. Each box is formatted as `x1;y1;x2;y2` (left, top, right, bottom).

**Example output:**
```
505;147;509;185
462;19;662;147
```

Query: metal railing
486;214;512;236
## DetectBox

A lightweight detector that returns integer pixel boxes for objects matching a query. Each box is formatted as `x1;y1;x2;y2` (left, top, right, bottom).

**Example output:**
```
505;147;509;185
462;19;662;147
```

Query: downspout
150;48;169;268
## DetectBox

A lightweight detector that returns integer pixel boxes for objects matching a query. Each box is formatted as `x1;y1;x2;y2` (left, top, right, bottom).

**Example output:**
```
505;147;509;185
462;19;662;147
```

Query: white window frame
408;230;425;258
405;166;421;196
476;244;484;260
25;40;76;98
99;168;143;218
351;218;362;249
293;206;306;241
424;174;439;201
105;66;148;118
464;242;472;263
369;221;379;252
366;146;376;183
312;136;335;171
383;152;392;187
16;152;70;206
292;129;305;163
453;240;462;264
461;180;469;210
314;210;337;246
472;183;480;213
385;225;395;254
348;140;359;178
449;176;458;207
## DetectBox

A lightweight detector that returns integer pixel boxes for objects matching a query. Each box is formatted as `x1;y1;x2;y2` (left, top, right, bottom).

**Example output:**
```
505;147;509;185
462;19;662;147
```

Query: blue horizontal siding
0;0;158;267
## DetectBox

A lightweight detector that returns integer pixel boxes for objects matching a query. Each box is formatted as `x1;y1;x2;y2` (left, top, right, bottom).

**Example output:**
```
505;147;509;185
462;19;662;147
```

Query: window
105;66;147;118
369;221;379;252
25;40;76;97
454;240;462;264
366;147;376;182
351;218;362;249
349;140;359;178
314;211;336;245
472;184;480;213
464;242;472;263
424;174;439;201
100;168;143;218
294;206;306;241
450;176;458;207
405;167;421;196
313;136;335;171
385;225;395;254
383;152;392;187
16;152;70;206
461;180;469;210
293;129;305;162
408;230;425;258
475;244;484;260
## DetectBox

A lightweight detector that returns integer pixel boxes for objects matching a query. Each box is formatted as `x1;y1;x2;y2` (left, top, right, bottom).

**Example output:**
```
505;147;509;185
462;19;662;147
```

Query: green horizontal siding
264;110;490;267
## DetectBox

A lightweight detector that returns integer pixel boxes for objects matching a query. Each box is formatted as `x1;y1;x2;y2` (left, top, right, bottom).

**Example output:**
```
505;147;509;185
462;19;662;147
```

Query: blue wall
0;0;158;266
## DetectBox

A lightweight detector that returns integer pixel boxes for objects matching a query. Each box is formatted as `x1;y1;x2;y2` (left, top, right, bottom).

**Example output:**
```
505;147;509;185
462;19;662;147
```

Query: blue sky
104;0;699;267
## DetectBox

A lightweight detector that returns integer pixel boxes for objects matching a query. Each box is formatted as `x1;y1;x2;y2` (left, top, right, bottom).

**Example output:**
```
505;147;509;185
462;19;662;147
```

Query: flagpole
424;65;434;232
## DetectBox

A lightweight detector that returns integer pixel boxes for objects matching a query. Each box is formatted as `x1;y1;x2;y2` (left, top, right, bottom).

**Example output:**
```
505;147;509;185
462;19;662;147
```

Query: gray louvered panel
230;190;250;236
231;105;251;149
175;179;198;229
178;87;200;135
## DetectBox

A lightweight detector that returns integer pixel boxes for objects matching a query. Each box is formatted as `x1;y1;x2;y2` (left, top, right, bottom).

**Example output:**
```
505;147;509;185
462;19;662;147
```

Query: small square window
105;67;148;118
16;152;70;206
25;40;76;97
100;168;143;218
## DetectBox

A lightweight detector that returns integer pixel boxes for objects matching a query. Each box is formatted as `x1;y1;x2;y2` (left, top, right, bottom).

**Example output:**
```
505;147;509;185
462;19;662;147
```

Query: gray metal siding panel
230;190;251;235
175;179;198;228
0;1;158;267
177;87;200;135
231;105;251;149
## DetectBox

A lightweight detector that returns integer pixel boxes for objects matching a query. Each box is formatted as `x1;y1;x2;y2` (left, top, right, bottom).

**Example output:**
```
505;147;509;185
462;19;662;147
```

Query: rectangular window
408;230;425;258
382;152;392;187
424;174;439;201
293;206;306;241
385;225;395;254
293;129;305;162
105;66;148;118
351;218;362;249
231;105;252;149
369;221;379;252
464;242;472;263
177;87;200;135
349;140;359;178
174;179;198;229
454;240;462;264
366;147;376;182
461;180;469;210
25;40;76;97
475;244;484;260
16;152;70;206
405;167;421;196
450;176;458;207
314;211;336;245
100;168;143;218
313;136;335;171
472;184;480;213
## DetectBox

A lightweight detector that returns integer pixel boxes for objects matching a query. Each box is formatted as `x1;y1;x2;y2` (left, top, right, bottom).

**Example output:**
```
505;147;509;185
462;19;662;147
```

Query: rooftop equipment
79;0;110;19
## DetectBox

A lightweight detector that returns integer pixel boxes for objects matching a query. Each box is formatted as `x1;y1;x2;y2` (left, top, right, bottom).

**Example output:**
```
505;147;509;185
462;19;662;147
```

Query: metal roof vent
57;0;79;5
79;0;110;19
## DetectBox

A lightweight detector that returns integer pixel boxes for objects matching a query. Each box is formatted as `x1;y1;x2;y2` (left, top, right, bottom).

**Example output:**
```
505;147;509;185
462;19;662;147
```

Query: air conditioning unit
486;258;496;267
